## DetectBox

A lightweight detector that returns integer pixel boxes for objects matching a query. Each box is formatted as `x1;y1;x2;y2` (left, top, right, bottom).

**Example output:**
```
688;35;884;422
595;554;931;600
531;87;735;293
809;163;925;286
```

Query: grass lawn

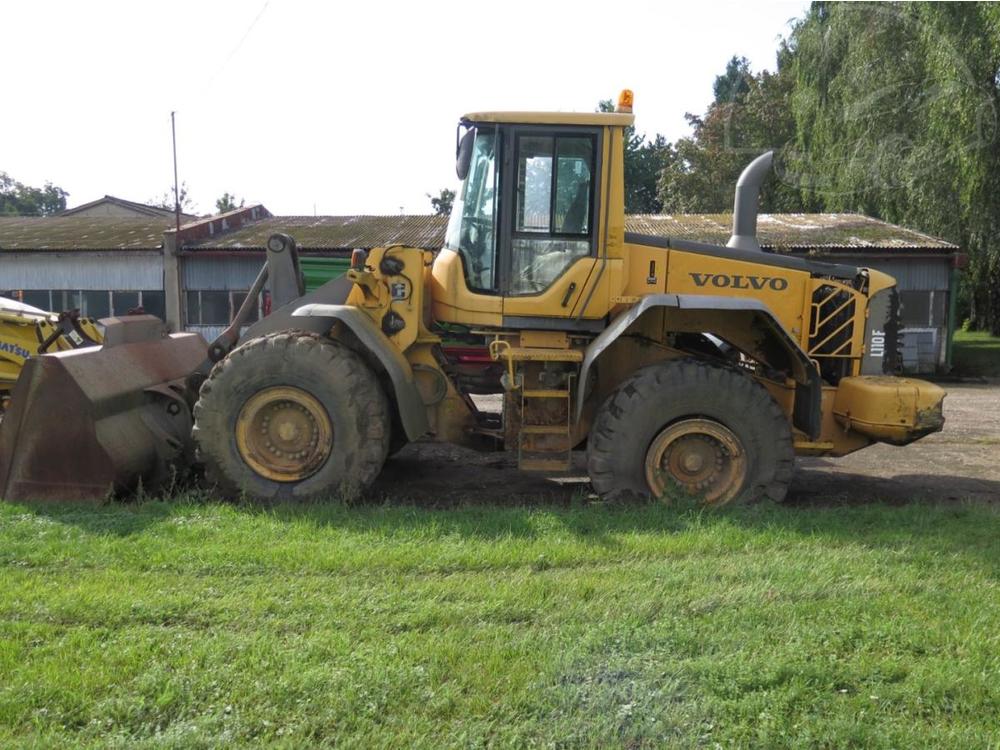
952;329;1000;377
1;496;998;748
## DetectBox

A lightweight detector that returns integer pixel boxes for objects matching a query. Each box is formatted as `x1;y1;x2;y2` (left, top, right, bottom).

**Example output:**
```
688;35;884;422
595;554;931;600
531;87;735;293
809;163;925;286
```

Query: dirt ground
373;383;1000;505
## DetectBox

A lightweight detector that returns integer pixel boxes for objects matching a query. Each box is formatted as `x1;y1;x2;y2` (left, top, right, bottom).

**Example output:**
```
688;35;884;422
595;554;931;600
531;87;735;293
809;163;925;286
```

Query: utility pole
171;111;180;232
164;111;183;332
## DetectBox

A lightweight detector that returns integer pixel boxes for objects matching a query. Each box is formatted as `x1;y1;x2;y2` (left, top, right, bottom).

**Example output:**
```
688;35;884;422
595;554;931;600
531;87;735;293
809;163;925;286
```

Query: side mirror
456;128;474;180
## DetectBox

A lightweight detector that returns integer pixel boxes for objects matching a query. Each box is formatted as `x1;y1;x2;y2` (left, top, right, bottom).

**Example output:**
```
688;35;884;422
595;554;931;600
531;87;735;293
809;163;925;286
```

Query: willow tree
788;1;1000;332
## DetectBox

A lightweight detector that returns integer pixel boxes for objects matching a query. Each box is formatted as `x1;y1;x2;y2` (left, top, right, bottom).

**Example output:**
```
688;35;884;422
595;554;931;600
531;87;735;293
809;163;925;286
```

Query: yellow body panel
462;111;634;128
833;376;946;444
430;248;503;327
656;248;810;340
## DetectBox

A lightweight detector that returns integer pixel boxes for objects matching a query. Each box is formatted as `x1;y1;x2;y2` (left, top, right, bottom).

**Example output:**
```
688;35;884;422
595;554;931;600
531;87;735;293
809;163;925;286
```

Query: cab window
509;133;595;295
444;127;499;292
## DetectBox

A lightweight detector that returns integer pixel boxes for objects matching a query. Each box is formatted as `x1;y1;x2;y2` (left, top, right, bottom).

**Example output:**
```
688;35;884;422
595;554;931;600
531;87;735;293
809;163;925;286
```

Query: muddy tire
587;358;793;505
193;331;390;502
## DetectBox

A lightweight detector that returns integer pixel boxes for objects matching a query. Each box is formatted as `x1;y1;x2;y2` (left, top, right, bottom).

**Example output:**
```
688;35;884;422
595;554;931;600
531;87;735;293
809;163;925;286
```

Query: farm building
58;195;198;223
0;215;169;319
0;207;961;373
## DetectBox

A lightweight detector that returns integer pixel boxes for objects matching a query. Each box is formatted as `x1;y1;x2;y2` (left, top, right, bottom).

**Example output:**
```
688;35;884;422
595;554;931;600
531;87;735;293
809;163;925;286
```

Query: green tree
596;100;672;213
657;47;805;214
428;188;455;216
150;182;195;214
788;2;1000;333
0;172;68;215
713;55;754;105
215;192;244;213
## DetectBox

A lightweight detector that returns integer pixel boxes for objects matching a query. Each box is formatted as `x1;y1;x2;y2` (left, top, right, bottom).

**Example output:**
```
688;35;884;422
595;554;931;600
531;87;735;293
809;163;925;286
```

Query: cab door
500;126;604;326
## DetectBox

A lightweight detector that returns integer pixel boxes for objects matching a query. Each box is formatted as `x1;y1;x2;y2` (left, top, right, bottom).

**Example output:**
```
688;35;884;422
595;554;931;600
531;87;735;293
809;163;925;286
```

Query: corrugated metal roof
626;213;958;252
188;212;957;253
1;212;958;254
0;217;166;251
185;215;448;251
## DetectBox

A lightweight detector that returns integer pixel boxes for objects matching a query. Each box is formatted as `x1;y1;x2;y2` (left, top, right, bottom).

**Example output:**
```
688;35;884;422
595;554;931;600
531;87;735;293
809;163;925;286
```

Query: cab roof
461;111;636;127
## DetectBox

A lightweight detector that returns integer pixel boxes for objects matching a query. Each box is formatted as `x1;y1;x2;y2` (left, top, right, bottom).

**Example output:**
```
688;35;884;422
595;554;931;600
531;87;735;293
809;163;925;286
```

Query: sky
1;0;808;216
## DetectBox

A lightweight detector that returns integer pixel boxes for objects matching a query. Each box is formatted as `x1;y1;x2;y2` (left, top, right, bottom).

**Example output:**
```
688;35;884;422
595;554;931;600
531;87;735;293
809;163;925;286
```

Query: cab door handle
561;282;578;308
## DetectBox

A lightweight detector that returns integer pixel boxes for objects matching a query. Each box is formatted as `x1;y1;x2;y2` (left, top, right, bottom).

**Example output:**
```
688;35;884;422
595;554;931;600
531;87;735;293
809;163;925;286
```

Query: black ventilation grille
808;284;857;357
883;287;903;374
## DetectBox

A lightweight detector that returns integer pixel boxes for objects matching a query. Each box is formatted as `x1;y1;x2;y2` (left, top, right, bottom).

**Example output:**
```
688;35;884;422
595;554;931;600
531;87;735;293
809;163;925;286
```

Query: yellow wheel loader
0;92;945;503
0;297;102;415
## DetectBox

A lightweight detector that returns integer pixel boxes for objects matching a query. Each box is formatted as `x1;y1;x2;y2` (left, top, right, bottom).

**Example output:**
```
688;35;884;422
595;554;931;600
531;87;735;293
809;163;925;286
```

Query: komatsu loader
0;92;945;504
0;297;102;415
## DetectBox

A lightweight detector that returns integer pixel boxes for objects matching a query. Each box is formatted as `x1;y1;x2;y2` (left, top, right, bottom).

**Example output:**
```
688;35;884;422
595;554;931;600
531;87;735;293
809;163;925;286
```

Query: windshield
445;127;498;292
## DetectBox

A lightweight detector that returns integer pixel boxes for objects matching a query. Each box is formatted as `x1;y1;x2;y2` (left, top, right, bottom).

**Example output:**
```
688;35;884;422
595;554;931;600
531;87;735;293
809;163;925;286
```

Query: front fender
293;303;430;440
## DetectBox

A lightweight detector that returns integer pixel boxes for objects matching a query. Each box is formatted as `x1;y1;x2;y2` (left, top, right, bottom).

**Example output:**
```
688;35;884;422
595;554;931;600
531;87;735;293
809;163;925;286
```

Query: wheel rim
644;418;747;505
235;386;333;482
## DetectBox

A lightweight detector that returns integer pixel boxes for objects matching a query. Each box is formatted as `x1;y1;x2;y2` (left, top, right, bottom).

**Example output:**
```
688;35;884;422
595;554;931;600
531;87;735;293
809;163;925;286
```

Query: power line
204;0;271;92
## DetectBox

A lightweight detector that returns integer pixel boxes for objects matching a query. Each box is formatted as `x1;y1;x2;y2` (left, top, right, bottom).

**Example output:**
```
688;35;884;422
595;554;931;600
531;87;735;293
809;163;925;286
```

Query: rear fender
293;303;430;440
578;294;822;439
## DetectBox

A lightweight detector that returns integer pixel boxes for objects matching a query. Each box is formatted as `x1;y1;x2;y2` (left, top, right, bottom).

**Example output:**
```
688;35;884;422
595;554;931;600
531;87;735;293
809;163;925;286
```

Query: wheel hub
645;418;747;505
235;386;333;482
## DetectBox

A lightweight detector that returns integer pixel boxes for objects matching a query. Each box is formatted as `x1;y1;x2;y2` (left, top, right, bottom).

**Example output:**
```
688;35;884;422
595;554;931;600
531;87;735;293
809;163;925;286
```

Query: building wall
0;251;165;318
0;252;163;289
181;255;262;290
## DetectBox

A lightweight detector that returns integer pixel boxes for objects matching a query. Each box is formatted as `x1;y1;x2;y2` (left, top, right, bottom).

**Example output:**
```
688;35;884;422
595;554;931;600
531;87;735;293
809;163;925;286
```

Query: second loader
0;91;945;504
0;297;102;415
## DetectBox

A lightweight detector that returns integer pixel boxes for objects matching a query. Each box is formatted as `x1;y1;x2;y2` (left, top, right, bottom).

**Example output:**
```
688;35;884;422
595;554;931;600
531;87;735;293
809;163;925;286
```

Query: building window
186;291;230;325
5;290;52;310
899;290;932;327
56;290;83;312
112;291;140;315
0;290;167;320
231;291;260;324
930;290;947;327
185;290;260;326
140;291;165;320
82;291;111;319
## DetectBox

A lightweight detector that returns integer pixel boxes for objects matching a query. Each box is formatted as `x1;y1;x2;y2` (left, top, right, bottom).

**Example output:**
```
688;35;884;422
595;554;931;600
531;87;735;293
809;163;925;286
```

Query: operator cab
432;104;634;328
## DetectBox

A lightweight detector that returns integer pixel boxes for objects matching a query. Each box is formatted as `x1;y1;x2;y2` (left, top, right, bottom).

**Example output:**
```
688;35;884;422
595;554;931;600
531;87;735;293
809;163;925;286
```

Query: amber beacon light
615;89;634;113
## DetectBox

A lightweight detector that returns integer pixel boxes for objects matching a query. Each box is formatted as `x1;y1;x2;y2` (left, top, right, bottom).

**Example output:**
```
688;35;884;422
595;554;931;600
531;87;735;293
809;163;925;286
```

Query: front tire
587;359;793;505
193;331;390;502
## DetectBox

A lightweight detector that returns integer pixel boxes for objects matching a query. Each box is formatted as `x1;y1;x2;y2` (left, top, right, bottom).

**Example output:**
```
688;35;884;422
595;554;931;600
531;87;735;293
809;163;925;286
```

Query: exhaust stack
726;150;773;253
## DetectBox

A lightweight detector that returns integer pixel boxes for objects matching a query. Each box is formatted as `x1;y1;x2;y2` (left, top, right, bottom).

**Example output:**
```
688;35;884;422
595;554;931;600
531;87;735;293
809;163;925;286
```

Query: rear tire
587;358;793;505
193;331;390;502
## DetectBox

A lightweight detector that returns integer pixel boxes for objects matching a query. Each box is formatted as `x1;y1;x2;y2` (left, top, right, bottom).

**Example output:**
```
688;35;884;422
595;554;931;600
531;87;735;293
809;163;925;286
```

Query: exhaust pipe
726;150;773;253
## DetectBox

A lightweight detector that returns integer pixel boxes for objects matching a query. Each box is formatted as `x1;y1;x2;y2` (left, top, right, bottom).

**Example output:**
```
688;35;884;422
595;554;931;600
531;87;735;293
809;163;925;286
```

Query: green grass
1;496;999;748
953;329;1000;377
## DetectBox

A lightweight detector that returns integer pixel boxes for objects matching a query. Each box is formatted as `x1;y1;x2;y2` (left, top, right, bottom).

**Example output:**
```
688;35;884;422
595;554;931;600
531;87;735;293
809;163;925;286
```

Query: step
522;389;570;399
520;425;569;435
518;457;572;472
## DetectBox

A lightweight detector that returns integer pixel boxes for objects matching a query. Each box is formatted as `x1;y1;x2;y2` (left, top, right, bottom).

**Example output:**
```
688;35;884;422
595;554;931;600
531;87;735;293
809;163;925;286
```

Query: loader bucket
0;316;207;502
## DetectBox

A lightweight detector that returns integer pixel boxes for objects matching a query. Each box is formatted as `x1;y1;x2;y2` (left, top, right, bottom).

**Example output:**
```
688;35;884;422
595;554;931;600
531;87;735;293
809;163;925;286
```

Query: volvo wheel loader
0;92;946;504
